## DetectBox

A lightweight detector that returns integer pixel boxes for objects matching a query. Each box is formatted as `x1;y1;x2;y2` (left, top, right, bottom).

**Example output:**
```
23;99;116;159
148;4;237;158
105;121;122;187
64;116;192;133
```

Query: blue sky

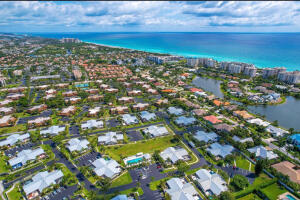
0;1;300;32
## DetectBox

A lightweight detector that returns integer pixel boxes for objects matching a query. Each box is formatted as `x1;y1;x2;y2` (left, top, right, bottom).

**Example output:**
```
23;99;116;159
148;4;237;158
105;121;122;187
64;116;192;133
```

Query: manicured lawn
110;171;133;188
185;167;201;176
261;183;287;200
149;177;171;191
238;193;262;200
0;124;26;134
7;184;22;200
55;163;78;186
197;149;217;165
120;187;144;196
0;155;9;173
235;156;254;172
105;135;177;162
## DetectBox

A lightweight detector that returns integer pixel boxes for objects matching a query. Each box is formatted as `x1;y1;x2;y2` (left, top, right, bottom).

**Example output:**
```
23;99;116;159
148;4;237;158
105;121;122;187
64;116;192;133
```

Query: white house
67;138;89;152
143;125;169;137
160;147;189;164
92;158;121;179
0;133;30;147
81;120;104;130
98;132;124;145
248;145;278;160
40;125;65;136
165;178;199;200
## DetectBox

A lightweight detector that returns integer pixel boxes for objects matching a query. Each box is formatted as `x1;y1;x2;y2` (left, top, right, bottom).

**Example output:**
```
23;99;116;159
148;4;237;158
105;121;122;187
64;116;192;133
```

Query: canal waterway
192;76;300;131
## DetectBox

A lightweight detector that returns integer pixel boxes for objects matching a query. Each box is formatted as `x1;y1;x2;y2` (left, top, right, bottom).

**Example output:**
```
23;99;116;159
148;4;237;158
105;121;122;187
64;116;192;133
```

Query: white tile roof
247;118;270;127
174;116;196;126
98;132;123;145
207;143;234;158
88;107;101;115
81;119;103;129
23;170;63;195
140;111;156;121
9;148;45;167
143;125;169;137
92;158;121;178
28;117;50;124
0;133;30;147
67;138;89;152
122;114;138;125
166;178;199;200
195;169;228;196
248;145;278;160
194;131;218;143
0;115;14;124
168;107;184;116
160;147;189;164
40;125;65;136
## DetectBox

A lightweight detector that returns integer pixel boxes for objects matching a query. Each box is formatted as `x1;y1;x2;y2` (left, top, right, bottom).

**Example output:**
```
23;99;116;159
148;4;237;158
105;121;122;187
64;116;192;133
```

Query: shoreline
80;39;299;71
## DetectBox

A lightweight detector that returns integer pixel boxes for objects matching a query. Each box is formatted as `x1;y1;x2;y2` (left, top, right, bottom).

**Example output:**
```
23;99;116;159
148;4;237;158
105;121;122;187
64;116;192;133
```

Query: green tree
219;191;235;200
231;174;249;190
255;159;265;176
176;160;190;176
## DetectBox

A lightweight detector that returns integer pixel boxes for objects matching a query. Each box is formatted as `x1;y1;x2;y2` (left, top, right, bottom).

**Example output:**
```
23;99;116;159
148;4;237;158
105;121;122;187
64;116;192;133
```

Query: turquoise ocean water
29;32;300;71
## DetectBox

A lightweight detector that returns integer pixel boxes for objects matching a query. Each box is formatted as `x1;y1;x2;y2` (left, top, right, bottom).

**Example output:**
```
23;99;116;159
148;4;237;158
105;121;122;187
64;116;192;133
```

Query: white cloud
0;1;299;32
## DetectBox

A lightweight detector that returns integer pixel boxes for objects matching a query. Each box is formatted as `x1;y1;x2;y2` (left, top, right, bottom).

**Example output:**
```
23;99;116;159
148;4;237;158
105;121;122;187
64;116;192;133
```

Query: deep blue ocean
28;32;300;71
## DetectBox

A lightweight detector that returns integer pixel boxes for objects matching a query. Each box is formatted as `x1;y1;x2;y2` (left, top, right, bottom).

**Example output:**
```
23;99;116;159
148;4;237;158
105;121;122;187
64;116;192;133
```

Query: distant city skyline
0;1;300;32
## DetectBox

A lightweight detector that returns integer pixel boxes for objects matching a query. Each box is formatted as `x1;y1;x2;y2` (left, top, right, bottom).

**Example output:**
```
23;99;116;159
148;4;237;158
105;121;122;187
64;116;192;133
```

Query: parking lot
69;125;80;136
75;151;101;167
17;110;53;124
41;185;78;200
126;130;144;141
134;97;146;103
106;118;120;128
60;116;71;122
5;142;37;157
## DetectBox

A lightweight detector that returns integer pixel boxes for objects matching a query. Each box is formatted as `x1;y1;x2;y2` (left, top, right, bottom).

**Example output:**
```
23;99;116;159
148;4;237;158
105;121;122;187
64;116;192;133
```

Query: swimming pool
286;195;296;200
127;157;143;164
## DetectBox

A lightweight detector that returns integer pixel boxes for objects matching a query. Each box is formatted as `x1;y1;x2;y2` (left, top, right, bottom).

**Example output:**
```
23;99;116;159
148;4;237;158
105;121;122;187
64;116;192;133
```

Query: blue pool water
28;32;300;71
127;157;143;164
286;195;296;200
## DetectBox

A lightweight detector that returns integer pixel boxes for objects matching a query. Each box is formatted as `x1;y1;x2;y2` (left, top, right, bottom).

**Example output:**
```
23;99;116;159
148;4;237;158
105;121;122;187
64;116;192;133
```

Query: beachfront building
23;170;63;200
92;158;122;179
143;125;169;138
160;146;190;164
195;169;228;196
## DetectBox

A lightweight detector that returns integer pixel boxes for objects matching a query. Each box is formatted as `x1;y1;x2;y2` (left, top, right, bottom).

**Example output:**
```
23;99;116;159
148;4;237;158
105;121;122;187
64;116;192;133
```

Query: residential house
193;109;207;116
86;89;99;94
65;97;81;104
203;115;222;125
207;143;234;159
160;146;189;164
122;114;139;125
248;146;278;160
92;158;121;178
88;107;101;117
139;111;156;122
0;107;14;115
165;178;199;200
143;125;169;138
81;120;104;130
45;89;57;95
0;99;13;107
28;117;51;127
213;123;234;133
233;136;253;143
62;91;77;97
272;161;300;184
247;118;270;127
67;138;89;152
127;90;142;96
118;97;134;104
88;94;104;101
23;170;63;200
59;106;76;116
6;93;25;100
110;106;129;115
147;88;158;95
167;107;184;116
40;125;65;136
233;110;253;120
27;104;47;113
98;132;124;145
174;116;196;126
105;88;118;93
9;148;46;169
194;131;218;143
0;133;30;147
266;125;288;137
132;103;149;111
195;169;228;196
155;99;168;107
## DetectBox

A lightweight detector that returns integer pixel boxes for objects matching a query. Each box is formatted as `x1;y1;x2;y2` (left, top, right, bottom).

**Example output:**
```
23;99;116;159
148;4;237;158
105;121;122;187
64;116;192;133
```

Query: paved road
263;139;300;163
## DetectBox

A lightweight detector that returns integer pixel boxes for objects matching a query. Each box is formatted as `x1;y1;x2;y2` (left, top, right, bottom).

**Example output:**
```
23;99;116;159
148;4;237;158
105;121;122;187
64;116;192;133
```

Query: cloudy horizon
1;1;300;32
